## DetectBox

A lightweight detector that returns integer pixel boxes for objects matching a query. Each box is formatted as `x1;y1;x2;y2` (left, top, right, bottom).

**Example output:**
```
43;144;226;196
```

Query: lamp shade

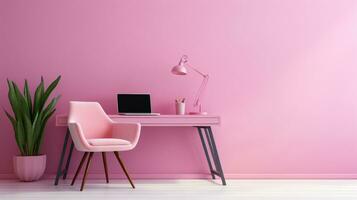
171;63;187;75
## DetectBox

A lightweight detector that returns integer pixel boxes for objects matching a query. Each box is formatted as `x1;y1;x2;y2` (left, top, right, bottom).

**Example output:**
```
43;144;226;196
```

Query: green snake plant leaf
43;95;61;118
7;80;21;121
6;81;25;155
4;109;24;154
33;94;59;154
24;80;33;120
32;112;43;154
4;110;16;130
15;120;26;155
34;108;56;154
32;111;45;154
12;81;31;120
23;114;34;154
42;76;61;108
33;79;45;117
12;81;31;149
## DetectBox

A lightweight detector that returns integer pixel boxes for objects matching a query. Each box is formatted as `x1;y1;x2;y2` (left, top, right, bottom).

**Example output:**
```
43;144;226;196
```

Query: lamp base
189;111;208;115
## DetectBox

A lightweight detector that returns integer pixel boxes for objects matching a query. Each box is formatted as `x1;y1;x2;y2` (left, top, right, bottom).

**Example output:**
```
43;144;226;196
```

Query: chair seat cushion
88;138;131;146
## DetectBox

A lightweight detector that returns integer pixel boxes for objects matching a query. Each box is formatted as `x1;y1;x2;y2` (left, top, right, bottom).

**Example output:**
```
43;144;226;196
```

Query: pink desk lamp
171;55;209;115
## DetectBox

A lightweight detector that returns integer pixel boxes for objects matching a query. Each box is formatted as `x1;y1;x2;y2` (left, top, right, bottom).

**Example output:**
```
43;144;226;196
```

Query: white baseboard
1;173;357;179
226;173;357;179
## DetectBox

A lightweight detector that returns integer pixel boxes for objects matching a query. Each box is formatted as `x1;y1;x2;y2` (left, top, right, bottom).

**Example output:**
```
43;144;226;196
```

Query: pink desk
54;115;226;185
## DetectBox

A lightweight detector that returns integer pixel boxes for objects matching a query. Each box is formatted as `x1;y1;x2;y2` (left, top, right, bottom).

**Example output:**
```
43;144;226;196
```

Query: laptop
117;94;160;116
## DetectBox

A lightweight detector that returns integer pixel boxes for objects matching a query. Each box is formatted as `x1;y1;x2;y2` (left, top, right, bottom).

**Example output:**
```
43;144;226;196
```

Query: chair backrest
68;101;112;139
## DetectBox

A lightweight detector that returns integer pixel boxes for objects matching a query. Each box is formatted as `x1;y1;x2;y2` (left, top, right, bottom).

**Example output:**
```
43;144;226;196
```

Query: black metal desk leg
207;127;226;185
54;128;70;185
62;141;74;180
197;127;215;179
204;128;217;162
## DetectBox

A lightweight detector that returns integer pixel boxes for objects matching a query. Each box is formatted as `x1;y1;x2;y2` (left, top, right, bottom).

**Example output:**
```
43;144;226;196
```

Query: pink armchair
67;101;141;191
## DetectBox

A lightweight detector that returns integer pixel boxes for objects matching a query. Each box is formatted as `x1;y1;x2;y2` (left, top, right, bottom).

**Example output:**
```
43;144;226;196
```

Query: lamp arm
193;75;209;108
185;63;207;77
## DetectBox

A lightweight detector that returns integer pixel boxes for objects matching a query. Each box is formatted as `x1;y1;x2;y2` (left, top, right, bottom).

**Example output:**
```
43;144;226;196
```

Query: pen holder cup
175;102;185;115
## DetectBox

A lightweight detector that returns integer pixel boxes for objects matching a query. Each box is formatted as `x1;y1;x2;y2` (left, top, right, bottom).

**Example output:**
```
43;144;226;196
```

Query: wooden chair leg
80;152;94;191
113;151;135;188
71;152;88;186
102;152;109;183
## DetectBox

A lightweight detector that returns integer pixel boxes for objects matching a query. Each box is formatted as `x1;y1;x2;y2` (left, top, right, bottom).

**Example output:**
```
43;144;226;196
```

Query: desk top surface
56;114;220;127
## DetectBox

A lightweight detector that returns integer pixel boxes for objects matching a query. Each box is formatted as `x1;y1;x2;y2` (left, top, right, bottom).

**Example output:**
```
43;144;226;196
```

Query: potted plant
4;76;61;181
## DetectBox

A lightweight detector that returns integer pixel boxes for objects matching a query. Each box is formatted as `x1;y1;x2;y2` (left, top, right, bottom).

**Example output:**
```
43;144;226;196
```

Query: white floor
1;179;357;200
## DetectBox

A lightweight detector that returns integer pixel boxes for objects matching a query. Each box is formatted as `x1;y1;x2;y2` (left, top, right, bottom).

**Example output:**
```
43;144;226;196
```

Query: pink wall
1;0;357;178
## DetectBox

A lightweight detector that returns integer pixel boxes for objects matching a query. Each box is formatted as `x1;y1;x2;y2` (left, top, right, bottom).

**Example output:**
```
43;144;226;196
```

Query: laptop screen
117;94;151;113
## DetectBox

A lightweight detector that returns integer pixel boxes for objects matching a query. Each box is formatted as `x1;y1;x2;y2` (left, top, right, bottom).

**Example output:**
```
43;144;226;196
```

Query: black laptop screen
117;94;151;113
